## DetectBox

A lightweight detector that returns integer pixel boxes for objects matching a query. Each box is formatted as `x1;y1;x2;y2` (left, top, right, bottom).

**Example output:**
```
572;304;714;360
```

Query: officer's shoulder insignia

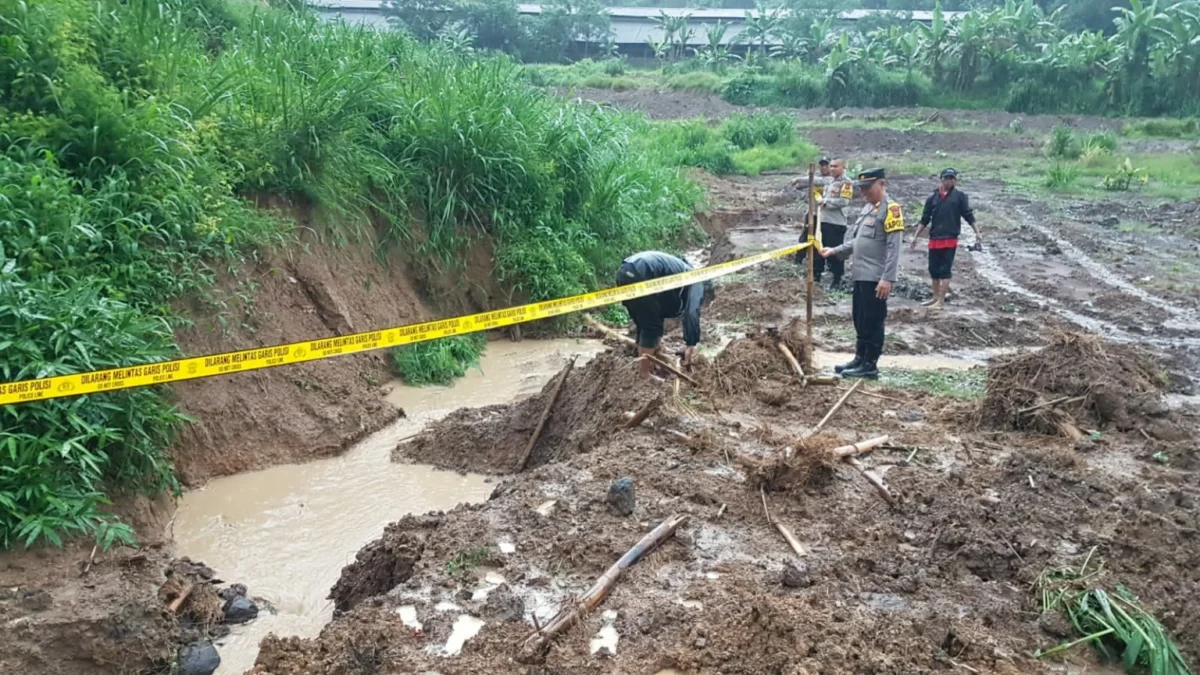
884;203;904;233
840;181;853;199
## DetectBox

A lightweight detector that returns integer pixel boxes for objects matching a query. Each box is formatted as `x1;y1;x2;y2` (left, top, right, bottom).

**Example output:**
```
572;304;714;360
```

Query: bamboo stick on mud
856;389;904;403
805;376;838;386
623;393;663;430
830;435;892;458
664;429;694;444
804;379;863;439
761;487;805;557
518;356;577;472
168;582;194;613
777;342;806;386
641;354;698;386
522;513;689;653
845;456;895;505
583;314;635;346
1017;395;1085;415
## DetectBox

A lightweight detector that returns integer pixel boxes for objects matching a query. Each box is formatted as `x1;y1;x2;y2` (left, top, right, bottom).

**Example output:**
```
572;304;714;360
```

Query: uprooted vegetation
252;328;1200;675
978;332;1175;438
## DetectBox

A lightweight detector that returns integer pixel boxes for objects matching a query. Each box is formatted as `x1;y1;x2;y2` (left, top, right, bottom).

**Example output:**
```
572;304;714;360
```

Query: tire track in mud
968;238;1200;349
1013;205;1200;332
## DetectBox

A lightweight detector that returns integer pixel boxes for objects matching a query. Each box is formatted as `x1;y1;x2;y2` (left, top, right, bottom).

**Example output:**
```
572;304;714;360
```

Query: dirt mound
978;332;1168;436
329;514;441;613
399;350;657;474
699;318;812;397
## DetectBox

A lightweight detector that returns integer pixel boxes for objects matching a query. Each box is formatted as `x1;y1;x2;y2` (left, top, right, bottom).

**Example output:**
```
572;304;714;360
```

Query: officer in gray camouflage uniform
818;168;904;380
789;157;833;263
814;158;854;288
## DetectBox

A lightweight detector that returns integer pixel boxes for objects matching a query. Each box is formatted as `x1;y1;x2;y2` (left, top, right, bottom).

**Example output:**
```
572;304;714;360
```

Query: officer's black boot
844;344;881;380
835;342;864;374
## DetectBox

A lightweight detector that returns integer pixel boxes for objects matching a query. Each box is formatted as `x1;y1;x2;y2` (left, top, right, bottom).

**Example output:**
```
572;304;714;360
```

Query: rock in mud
223;595;259;624
179;641;221;675
607;477;636;516
483;584;525;623
1044;241;1063;255
218;583;247;601
781;562;812;588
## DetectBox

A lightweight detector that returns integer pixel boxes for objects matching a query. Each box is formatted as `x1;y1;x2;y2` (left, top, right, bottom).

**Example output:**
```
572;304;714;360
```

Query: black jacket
919;188;975;240
616;251;703;347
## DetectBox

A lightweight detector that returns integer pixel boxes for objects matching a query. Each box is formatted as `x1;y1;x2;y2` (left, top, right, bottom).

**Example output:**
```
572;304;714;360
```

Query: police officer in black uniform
818;168;904;379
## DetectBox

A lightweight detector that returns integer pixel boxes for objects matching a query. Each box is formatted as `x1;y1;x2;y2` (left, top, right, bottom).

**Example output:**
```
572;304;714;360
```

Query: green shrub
1083;131;1118;153
1046;126;1082;159
580;74;638;90
666;71;725;93
722;113;795;150
1123;118;1200;138
1045;162;1081;189
391;335;487;386
720;73;777;106
1102;157;1146;191
601;58;626;76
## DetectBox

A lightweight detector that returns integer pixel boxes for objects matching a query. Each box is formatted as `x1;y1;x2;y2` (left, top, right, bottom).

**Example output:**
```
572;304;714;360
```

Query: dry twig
518;357;577;471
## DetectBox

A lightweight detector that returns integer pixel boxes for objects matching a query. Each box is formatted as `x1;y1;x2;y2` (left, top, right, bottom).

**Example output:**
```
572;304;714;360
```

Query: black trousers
813;222;847;281
852;281;888;362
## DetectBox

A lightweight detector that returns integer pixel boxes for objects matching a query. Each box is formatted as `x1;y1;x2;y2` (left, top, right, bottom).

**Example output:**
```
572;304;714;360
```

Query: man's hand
908;238;919;251
682;346;696;368
819;247;834;258
876;280;893;299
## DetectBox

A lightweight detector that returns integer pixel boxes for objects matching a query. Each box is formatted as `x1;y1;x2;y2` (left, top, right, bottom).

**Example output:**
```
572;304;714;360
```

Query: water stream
172;338;605;674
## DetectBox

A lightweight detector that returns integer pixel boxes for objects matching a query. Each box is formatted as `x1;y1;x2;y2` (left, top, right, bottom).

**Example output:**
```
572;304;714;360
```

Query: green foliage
391;335;486;386
1102;157;1147;191
596;304;630;325
1046;126;1082;159
1036;553;1194;675
879;368;986;401
1123;118;1200;139
1045;163;1082;189
0;0;699;547
445;547;490;577
666;71;727;93
722;113;794;150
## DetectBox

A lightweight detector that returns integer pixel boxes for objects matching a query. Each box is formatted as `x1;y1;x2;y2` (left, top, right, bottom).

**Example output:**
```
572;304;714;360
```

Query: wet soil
248;138;1200;674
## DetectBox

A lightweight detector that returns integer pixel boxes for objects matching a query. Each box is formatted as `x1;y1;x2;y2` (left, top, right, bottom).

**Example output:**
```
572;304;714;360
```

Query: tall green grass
0;0;700;547
634;113;817;176
391;336;486;386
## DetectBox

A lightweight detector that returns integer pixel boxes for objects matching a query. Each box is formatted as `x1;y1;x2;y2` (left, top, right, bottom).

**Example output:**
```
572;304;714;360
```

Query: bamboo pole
168;583;194;613
776;342;806;386
830;435;892;458
518;357;577;472
641;354;698;386
623;393;663;430
804;379;862;439
761;487;806;557
805;163;816;362
522;514;689;652
584;314;635;346
805;376;838;386
845;456;895;505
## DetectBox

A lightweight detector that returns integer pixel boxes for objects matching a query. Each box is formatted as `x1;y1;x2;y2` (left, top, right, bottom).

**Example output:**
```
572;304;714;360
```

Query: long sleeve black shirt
617;251;703;347
919;188;975;241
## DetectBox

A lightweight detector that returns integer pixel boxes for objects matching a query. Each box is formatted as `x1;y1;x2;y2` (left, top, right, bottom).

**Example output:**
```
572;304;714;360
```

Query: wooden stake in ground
521;513;689;654
805;163;816;362
777;343;806;386
804;379;863;439
761;487;806;557
623;393;663;430
805;375;838;386
830;435;892;458
641;354;698;386
517;356;577;472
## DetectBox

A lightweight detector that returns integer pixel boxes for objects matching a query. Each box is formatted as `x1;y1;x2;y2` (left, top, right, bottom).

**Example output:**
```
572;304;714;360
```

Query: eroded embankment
251;329;1200;675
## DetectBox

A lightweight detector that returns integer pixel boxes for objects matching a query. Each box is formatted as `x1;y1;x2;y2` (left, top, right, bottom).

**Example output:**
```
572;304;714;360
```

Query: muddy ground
4;93;1199;675
248;105;1200;674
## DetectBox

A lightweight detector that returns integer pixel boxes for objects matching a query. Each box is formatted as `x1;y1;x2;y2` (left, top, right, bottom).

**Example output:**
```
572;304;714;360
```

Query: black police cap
854;167;885;187
940;167;958;179
818;157;831;165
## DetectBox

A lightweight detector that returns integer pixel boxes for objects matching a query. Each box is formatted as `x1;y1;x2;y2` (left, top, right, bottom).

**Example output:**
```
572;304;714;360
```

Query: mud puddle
173;338;605;673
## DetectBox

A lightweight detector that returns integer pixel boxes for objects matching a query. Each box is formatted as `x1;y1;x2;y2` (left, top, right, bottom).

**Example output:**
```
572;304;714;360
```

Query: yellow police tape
0;240;814;406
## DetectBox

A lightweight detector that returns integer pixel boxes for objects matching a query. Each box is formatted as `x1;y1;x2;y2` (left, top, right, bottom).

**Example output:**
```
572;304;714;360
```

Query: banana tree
742;2;783;63
697;21;738;70
1110;0;1169;113
913;0;951;85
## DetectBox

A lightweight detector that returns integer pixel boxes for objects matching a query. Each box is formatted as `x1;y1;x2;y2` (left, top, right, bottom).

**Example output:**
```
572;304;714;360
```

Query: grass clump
880;368;987;401
1123;118;1199;139
1036;549;1193;675
1046;126;1082;159
391;335;486;386
636;115;816;176
666;71;727;93
1045;163;1082;190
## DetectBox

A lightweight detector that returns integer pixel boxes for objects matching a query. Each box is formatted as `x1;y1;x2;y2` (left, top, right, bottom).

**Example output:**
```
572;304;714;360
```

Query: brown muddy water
172;338;606;674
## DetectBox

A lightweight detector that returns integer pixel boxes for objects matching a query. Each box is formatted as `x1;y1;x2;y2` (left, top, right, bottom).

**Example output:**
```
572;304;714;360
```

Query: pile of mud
698;318;812;397
399;350;658;474
978;332;1170;437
